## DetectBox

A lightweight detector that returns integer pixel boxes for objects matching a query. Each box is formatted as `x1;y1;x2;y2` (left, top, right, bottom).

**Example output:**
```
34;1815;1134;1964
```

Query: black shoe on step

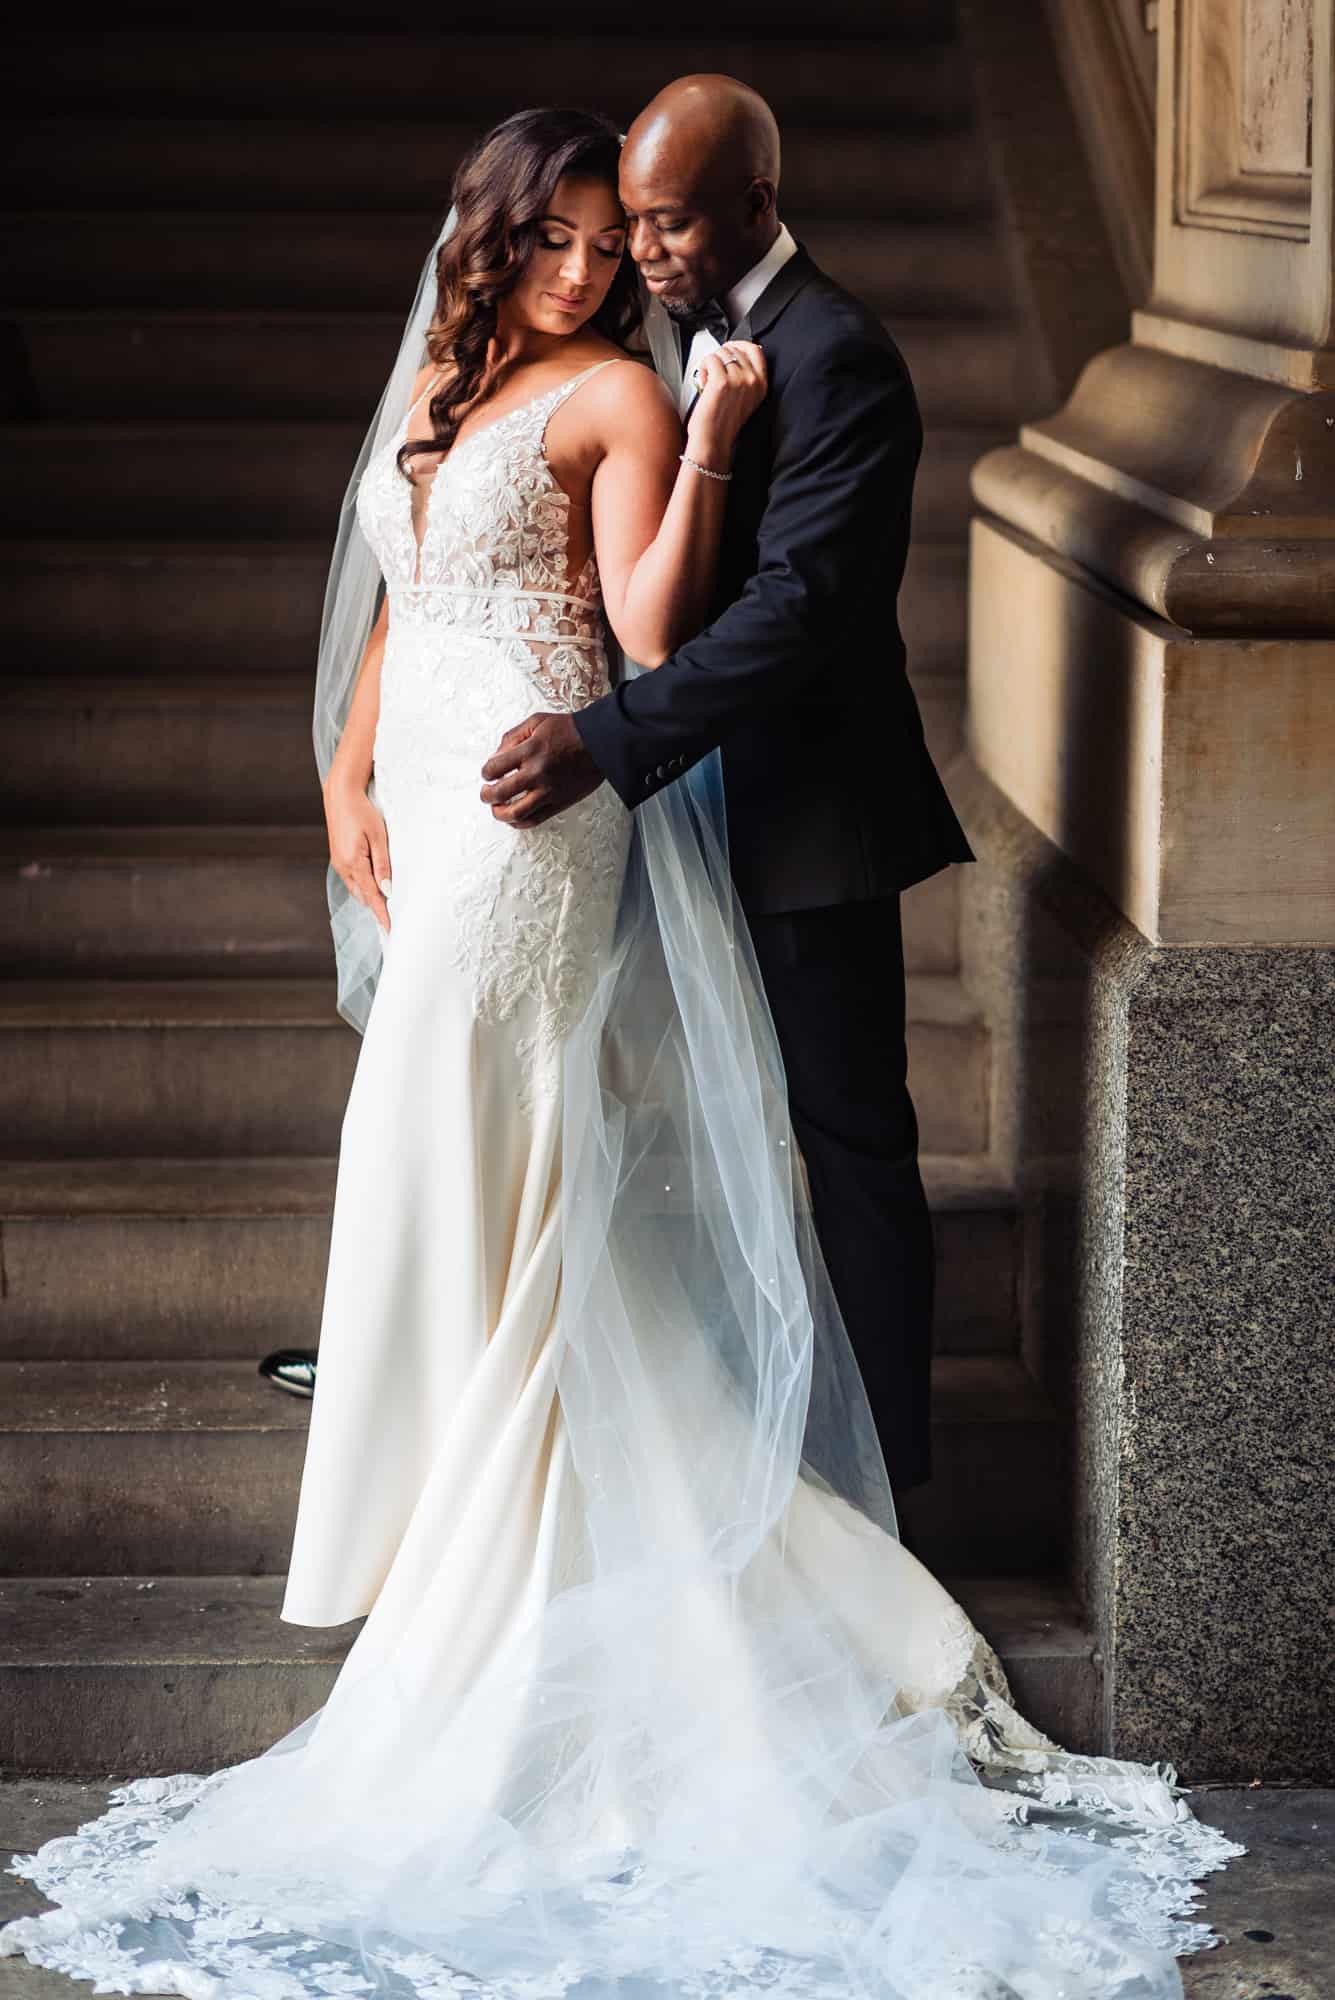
258;1348;318;1399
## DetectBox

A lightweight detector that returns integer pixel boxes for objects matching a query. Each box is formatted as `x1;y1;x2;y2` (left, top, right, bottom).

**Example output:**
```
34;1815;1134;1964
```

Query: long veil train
1;207;1242;2000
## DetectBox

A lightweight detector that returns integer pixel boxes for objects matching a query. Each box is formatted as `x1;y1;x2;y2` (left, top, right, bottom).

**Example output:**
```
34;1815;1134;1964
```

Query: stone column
965;0;1334;1777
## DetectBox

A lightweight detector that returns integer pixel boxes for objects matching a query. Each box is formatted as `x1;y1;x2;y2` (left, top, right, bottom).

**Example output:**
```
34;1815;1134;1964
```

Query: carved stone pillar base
952;762;1335;1780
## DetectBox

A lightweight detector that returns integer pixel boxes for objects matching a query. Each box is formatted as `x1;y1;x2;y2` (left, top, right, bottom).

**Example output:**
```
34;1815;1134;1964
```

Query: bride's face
502;174;627;338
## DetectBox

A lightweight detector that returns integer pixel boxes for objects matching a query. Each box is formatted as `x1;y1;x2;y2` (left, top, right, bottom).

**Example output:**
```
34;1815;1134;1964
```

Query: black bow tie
676;297;731;352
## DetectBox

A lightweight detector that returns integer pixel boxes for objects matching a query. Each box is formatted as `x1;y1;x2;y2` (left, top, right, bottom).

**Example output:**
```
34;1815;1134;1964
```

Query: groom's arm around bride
482;75;974;1497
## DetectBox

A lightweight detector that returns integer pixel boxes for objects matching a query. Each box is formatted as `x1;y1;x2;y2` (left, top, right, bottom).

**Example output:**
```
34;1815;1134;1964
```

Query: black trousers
747;893;934;1496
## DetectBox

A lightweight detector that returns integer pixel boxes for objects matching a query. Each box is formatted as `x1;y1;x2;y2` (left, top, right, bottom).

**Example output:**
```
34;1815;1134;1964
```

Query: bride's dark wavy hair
396;107;641;479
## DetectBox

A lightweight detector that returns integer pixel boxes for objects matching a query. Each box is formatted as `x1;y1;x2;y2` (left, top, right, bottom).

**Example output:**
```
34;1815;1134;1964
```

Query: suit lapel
679;243;818;424
735;242;816;340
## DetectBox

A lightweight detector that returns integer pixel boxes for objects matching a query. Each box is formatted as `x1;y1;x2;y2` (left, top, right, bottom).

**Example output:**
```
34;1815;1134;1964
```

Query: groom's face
620;151;773;317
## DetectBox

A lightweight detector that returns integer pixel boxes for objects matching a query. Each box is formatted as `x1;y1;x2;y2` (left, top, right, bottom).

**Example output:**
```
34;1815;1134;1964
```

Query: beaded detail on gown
0;355;1244;2000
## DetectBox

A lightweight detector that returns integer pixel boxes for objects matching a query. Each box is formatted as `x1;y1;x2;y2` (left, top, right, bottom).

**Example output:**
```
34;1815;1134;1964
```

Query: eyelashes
539;236;624;260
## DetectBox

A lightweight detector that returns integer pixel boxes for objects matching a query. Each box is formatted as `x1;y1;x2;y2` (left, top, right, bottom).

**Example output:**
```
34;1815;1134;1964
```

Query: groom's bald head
620;75;782;315
625;75;781;189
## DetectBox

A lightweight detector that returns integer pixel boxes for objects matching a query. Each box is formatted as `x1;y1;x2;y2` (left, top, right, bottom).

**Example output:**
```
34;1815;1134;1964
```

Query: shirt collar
724;221;798;331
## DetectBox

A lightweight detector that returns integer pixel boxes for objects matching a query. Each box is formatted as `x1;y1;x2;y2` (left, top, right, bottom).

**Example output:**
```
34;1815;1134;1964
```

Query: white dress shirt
678;221;798;418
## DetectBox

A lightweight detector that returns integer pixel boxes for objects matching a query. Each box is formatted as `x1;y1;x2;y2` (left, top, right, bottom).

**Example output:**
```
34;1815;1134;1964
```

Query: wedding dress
1;357;1244;2000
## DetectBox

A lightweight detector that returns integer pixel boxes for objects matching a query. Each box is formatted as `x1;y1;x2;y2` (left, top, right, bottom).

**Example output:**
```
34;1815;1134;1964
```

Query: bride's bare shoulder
409;361;448;403
579;354;678;441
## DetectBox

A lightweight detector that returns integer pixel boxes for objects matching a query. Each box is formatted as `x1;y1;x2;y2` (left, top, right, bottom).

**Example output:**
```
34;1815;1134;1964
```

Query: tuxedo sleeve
574;331;922;806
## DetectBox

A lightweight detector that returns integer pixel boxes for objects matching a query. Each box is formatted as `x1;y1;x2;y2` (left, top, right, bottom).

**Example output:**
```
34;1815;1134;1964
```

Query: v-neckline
401;362;599;472
399;360;612;586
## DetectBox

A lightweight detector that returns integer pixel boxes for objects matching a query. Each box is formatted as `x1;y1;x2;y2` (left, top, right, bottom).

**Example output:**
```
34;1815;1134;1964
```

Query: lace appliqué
3;1652;1247;2000
3;1771;579;2000
354;359;618;656
892;1602;1247;1960
356;360;632;1113
447;783;629;1116
3;1615;1244;1999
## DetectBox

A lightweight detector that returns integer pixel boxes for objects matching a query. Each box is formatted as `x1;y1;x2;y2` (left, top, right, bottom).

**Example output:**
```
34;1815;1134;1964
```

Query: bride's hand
684;340;767;465
324;775;392;934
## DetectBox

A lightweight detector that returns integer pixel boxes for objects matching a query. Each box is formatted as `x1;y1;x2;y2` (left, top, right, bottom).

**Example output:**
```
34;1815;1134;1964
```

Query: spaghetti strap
406;373;444;423
540;357;635;457
549;356;631;408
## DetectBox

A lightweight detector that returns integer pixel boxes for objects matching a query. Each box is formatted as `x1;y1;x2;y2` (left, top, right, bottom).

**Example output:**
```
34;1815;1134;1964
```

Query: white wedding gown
3;359;1243;2000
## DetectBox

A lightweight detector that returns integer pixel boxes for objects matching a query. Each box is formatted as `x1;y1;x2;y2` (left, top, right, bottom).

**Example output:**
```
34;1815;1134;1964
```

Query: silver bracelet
679;452;733;482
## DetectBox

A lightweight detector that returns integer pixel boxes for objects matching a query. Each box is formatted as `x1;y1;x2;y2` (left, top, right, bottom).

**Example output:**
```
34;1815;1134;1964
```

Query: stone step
11;31;967;123
1;543;330;677
0;975;989;1158
9;311;1023;429
0;1575;357;1778
948;1573;1102;1753
0;1351;1058;1581
1;212;1010;318
0;672;965;829
4;121;988;221
902;544;969;676
0;1154;1017;1363
0;539;969;680
0;418;1001;544
0;1569;1095;1778
0;676;317;826
0;825;957;978
913;668;967;772
0;827;332;979
0;1159;338;1365
919;1156;1023;1355
0;673;965;861
0;979;356;1159
0;421;360;544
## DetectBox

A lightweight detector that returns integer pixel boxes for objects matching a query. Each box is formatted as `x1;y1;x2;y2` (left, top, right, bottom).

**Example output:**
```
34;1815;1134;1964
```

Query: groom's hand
480;713;603;828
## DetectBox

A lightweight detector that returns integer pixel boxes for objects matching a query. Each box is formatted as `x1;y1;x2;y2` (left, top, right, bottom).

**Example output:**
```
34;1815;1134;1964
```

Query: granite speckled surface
954;761;1335;1780
954;758;1136;1758
1116;947;1335;1778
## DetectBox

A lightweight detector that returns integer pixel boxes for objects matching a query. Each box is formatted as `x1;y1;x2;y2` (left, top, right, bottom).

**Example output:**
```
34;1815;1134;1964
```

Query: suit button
656;764;669;778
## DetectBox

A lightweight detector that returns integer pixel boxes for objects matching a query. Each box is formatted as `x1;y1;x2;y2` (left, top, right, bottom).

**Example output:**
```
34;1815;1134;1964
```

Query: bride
2;106;1242;2000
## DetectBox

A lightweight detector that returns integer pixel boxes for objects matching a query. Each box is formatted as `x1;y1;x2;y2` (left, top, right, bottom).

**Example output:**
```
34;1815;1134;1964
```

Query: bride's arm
322;593;393;934
319;359;443;926
590;348;766;668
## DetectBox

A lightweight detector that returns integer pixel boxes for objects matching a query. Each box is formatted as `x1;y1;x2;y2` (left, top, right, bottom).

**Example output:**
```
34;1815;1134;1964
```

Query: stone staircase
0;12;1099;1777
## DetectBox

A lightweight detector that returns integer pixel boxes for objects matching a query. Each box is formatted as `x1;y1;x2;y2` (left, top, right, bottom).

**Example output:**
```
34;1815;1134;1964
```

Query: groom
480;75;973;1499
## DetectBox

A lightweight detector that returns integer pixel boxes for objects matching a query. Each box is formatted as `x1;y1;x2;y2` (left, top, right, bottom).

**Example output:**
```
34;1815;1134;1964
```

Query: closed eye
540;235;625;258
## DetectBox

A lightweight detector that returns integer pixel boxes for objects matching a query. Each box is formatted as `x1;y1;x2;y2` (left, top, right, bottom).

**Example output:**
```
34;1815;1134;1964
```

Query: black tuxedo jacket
574;241;974;914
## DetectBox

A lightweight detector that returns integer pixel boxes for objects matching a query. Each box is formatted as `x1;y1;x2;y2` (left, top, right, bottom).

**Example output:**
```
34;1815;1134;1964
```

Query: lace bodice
355;353;633;1116
355;357;623;698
